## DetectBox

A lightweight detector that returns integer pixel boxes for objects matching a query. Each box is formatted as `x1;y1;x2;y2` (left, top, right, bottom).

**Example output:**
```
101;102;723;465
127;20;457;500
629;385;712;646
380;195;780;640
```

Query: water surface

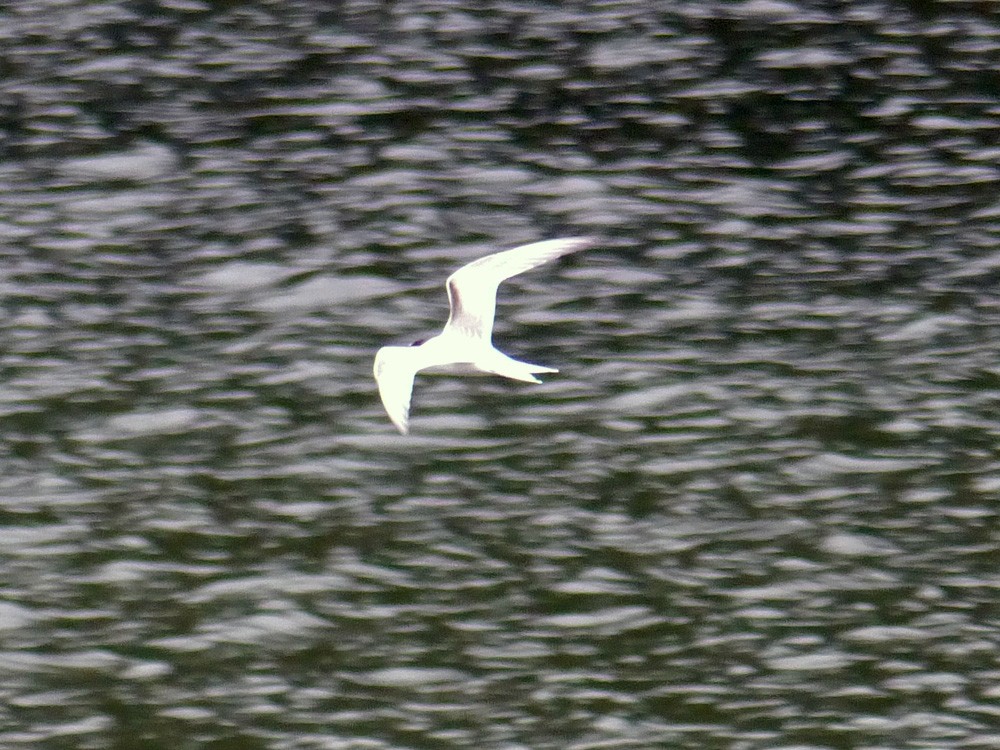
2;2;999;748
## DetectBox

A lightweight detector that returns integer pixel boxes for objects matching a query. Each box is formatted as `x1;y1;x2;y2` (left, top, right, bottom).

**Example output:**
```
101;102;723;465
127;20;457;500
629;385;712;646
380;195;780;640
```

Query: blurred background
1;1;999;748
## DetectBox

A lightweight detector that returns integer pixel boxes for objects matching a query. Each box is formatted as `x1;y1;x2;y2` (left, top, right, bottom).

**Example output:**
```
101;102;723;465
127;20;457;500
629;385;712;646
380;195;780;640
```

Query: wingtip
563;235;599;248
374;345;416;435
383;407;410;435
550;235;600;258
385;403;411;435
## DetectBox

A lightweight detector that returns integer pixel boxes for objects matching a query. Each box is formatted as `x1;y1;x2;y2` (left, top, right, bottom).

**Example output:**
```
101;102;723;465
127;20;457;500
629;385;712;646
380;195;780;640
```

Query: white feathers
374;237;595;434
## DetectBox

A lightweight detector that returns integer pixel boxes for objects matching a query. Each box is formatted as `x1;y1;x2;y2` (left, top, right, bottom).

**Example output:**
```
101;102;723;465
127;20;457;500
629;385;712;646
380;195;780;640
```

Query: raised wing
444;237;595;339
373;346;418;434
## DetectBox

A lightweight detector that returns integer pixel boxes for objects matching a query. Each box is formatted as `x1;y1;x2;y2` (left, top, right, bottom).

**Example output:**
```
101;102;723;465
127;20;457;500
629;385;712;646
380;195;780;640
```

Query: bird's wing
373;346;418;434
444;237;595;339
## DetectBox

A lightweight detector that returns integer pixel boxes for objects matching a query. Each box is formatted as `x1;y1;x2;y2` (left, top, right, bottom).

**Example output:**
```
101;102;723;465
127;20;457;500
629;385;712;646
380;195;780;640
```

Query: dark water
2;2;999;748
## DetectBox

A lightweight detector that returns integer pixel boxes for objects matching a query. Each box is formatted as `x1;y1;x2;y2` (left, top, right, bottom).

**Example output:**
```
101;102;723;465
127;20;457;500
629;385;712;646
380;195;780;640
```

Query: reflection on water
2;1;999;748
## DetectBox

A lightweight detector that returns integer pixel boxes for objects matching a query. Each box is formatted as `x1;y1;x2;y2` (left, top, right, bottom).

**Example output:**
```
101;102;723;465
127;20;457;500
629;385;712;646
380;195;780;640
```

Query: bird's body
374;237;595;433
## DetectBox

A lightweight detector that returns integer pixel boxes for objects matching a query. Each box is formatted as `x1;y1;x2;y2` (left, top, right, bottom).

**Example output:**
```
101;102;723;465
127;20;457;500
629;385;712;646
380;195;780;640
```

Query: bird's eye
410;338;426;347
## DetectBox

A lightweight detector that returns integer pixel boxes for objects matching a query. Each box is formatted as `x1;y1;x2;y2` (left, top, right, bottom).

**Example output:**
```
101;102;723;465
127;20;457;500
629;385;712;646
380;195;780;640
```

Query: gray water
2;2;999;749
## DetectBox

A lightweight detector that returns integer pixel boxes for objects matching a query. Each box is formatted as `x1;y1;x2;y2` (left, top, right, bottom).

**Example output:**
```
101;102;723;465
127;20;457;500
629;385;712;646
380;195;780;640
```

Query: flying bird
374;237;596;433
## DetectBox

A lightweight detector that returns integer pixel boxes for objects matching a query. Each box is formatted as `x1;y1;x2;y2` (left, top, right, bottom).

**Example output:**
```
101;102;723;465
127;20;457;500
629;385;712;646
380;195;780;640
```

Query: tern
374;237;595;433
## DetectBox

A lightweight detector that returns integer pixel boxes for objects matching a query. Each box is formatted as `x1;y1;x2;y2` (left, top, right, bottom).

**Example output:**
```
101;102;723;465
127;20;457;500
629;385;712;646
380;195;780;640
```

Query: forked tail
486;351;558;383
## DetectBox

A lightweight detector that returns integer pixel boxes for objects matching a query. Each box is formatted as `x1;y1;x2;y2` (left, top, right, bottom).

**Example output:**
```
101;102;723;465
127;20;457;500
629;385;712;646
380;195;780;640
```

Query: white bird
374;237;596;434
